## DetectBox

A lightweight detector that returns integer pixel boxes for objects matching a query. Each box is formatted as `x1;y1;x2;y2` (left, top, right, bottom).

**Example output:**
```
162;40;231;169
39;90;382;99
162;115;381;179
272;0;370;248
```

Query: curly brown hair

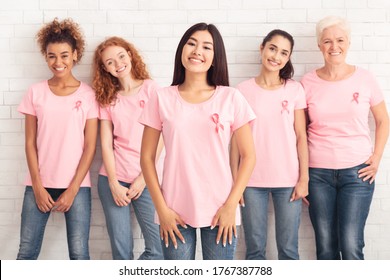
36;18;85;63
92;36;150;106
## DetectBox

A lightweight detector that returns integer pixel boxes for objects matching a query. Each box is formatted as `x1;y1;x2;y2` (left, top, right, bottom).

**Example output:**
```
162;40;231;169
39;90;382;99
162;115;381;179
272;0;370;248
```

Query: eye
119;54;126;59
282;52;289;56
204;45;212;51
107;61;112;66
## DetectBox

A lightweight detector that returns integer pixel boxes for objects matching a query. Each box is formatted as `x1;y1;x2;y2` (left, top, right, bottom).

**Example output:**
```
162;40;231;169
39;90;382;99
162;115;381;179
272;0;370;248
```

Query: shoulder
285;79;304;90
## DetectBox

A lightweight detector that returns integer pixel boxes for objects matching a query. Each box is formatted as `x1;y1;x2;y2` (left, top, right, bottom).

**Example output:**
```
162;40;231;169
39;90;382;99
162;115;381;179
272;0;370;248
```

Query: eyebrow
47;51;70;55
188;36;213;45
104;51;125;63
269;43;290;53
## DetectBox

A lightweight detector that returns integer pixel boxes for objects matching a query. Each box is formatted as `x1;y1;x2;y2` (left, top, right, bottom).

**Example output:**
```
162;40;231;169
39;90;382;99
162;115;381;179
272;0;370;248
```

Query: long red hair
92;37;150;106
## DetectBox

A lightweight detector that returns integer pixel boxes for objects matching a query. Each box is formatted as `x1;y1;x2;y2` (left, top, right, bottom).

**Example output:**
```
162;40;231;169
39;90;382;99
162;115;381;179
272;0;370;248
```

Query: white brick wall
0;0;389;260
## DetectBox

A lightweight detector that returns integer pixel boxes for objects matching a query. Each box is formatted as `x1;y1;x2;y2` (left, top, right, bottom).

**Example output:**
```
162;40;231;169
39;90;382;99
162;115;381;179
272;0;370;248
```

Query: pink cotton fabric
99;79;163;183
236;78;306;187
139;86;256;227
18;80;99;188
301;67;384;169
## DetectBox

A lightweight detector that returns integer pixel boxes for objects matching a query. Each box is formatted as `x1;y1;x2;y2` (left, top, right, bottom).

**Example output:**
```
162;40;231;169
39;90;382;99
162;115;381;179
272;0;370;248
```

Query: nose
192;46;201;56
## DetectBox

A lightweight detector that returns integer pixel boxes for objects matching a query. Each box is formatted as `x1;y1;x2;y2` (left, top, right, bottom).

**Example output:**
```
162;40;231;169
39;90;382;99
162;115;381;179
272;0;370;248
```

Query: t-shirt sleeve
367;72;384;107
18;86;36;116
87;97;99;119
139;90;162;131
295;83;307;110
231;89;256;132
99;105;111;121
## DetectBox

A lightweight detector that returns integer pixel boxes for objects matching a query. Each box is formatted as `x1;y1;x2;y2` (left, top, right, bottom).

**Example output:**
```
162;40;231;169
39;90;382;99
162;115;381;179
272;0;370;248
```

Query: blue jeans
308;163;375;260
162;225;237;260
17;186;91;260
241;187;301;260
97;175;163;260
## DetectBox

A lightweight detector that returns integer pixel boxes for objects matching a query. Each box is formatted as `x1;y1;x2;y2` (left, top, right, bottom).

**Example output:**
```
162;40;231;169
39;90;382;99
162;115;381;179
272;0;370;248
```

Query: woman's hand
127;175;146;200
33;185;55;213
110;180;131;207
358;154;381;184
211;203;237;247
52;188;77;212
290;179;309;205
158;207;187;249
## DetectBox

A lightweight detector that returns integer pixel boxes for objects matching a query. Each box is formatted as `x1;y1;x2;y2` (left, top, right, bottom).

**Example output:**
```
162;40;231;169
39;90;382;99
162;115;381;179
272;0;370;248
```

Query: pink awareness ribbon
281;100;289;114
211;113;224;133
139;100;145;108
352;92;359;104
74;100;82;111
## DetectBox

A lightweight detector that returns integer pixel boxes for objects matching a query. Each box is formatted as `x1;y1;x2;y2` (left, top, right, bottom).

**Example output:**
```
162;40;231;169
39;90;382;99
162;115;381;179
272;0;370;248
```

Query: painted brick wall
0;0;389;260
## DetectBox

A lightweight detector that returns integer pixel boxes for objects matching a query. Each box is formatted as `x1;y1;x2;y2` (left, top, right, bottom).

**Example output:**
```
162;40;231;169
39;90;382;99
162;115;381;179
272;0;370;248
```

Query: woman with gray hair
301;16;389;260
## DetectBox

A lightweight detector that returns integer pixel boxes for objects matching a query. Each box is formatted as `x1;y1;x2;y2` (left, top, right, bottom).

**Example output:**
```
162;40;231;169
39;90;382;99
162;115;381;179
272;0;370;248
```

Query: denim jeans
162;225;237;260
97;175;163;260
308;163;375;260
241;187;301;260
17;186;91;260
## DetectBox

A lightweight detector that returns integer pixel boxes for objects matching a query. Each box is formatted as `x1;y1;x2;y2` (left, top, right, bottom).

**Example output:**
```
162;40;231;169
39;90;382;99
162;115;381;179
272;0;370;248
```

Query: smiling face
318;25;350;66
181;30;214;75
260;34;292;74
45;42;77;78
101;45;132;79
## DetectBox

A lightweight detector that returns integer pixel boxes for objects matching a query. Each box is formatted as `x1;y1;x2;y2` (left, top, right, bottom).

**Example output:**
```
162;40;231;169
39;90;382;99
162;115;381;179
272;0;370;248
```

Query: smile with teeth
268;60;279;66
189;57;204;63
330;52;341;56
54;67;65;71
116;66;126;73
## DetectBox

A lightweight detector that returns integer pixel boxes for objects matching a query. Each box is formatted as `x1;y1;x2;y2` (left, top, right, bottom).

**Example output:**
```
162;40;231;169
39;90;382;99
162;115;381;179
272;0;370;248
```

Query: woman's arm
53;118;98;212
140;126;186;249
100;120;131;206
25;114;55;212
290;109;309;203
127;135;165;200
358;101;389;183
212;123;255;246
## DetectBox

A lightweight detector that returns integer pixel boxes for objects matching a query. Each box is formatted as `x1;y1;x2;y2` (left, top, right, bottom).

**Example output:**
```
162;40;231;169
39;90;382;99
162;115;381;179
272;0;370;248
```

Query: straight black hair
171;22;229;86
261;29;294;81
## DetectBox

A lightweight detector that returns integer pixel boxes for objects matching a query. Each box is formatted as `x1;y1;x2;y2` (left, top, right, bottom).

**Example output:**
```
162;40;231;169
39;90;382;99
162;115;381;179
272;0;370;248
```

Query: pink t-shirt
18;80;99;188
236;78;306;187
99;79;163;183
301;67;384;169
139;85;256;227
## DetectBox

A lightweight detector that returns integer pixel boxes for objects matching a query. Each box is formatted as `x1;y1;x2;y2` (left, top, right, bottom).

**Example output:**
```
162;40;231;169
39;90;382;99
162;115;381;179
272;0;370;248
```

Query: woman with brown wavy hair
92;36;163;260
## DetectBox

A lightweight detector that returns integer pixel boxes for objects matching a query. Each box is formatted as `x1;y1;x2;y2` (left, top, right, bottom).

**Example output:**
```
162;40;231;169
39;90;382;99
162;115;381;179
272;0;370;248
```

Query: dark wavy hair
36;18;85;64
171;22;229;86
261;29;294;81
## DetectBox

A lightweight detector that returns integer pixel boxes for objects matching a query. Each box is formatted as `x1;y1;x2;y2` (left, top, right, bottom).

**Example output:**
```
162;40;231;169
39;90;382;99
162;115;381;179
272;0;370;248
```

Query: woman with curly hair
92;37;163;260
17;18;98;260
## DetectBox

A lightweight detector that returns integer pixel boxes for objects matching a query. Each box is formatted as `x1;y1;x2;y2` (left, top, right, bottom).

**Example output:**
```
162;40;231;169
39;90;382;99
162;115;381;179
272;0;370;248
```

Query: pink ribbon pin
74;100;82;111
211;113;224;133
139;100;145;108
352;92;359;104
281;100;289;114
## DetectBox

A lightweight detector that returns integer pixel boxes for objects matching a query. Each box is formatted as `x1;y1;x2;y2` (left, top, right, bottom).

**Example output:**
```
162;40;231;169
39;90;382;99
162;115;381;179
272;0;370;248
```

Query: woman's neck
255;70;283;90
118;75;144;96
178;75;215;104
317;63;355;81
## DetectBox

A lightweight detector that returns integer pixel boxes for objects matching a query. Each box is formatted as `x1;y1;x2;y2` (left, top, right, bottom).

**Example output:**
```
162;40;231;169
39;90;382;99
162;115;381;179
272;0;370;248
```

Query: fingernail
183;224;188;229
241;204;245;207
229;240;232;245
216;240;219;245
210;225;215;230
174;244;177;250
182;240;186;244
223;243;226;247
165;243;168;248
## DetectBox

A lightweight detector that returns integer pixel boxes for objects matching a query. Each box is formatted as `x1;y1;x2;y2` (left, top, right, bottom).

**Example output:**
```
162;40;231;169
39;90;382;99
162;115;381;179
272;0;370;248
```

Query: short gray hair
316;15;351;44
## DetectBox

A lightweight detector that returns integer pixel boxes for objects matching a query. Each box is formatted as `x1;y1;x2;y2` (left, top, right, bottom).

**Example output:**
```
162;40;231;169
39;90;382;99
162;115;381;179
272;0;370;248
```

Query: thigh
272;187;301;228
162;225;196;260
338;164;374;258
97;175;132;231
65;187;91;259
17;186;51;259
201;226;237;260
241;187;269;227
308;168;337;227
